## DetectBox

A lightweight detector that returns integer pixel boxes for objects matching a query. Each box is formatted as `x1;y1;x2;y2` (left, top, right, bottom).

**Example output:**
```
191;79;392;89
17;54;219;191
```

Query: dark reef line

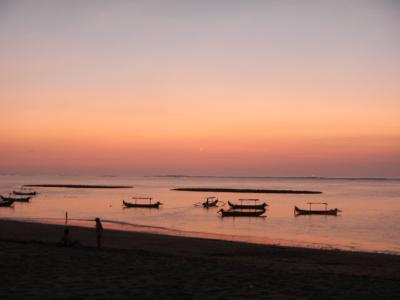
23;184;133;189
172;188;322;194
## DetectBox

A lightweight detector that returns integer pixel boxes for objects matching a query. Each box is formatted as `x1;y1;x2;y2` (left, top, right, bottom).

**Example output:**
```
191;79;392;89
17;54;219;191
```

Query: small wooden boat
294;202;339;216
1;195;31;202
123;197;162;208
228;199;268;210
202;196;219;208
218;208;266;217
13;190;37;196
0;199;14;207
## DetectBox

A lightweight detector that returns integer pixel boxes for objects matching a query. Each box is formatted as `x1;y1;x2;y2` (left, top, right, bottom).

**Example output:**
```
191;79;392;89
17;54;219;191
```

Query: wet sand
0;219;399;299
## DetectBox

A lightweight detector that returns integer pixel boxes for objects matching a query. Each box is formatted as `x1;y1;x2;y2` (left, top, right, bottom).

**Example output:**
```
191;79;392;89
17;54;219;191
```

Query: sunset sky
1;0;399;177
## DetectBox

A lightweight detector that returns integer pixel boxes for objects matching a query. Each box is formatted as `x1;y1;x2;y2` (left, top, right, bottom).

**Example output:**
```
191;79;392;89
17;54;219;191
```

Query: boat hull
203;200;218;208
228;201;267;210
219;208;266;217
13;191;37;196
294;206;338;215
1;196;31;202
0;200;14;207
123;200;161;208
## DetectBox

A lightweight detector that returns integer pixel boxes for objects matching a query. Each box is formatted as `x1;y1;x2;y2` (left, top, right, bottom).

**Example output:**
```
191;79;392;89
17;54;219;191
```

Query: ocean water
1;175;400;254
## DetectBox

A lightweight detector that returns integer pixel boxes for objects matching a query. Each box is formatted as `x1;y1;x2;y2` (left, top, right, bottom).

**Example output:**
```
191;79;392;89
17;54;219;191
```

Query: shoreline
1;219;400;299
3;216;398;256
0;218;398;259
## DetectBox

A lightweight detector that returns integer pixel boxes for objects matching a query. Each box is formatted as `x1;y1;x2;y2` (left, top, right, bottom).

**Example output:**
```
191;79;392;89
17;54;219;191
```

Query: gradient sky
1;0;399;177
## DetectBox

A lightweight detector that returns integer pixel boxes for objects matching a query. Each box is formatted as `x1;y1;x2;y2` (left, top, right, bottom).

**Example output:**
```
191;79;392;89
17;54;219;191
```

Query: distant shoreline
2;174;399;181
157;175;400;181
23;184;133;189
172;187;322;194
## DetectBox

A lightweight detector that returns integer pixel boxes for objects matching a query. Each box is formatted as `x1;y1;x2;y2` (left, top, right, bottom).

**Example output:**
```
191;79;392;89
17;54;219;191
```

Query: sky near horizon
1;0;400;177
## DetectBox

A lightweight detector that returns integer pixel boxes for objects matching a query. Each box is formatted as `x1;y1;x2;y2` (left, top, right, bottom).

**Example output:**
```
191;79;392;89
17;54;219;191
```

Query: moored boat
228;199;268;210
202;196;219;208
294;202;339;216
218;208;266;217
123;197;162;208
13;190;37;196
1;195;31;202
0;199;15;207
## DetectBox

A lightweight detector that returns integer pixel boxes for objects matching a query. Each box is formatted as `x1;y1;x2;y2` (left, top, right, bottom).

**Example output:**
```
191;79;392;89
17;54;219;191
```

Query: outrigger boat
123;197;162;208
13;190;37;196
294;202;340;216
228;199;268;210
1;195;31;202
0;199;14;207
218;208;266;217
202;196;219;208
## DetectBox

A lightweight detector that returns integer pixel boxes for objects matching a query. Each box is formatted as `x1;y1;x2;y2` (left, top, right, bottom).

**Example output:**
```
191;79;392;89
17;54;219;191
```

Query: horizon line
1;173;400;181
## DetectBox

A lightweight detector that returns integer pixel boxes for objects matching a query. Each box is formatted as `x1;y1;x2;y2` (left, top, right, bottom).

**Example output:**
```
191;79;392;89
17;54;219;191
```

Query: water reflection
0;175;400;254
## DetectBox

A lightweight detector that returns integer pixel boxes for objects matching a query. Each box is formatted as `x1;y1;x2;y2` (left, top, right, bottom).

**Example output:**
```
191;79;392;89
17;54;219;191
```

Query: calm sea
1;175;400;254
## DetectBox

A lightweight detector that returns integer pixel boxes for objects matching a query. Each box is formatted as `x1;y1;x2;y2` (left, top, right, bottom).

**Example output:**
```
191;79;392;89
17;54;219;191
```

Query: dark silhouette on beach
95;218;103;248
57;228;79;247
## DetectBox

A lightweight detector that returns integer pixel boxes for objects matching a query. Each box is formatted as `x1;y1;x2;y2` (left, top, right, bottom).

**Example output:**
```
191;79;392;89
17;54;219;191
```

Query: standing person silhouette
95;218;103;248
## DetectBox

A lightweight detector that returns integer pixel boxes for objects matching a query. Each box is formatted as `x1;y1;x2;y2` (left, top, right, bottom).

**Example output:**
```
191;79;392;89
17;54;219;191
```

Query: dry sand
0;219;399;299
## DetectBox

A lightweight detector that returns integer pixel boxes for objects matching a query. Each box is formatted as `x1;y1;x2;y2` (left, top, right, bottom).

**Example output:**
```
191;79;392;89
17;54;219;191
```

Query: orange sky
1;1;400;176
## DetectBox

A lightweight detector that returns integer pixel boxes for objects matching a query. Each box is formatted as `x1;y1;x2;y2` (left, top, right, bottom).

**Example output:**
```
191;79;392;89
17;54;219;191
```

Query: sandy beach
0;219;399;299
